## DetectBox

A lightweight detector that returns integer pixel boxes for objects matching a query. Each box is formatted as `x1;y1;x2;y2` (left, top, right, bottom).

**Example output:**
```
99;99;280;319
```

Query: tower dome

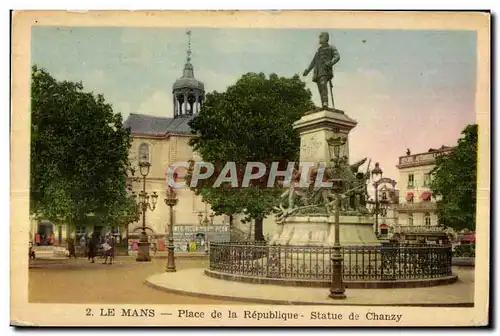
172;30;205;118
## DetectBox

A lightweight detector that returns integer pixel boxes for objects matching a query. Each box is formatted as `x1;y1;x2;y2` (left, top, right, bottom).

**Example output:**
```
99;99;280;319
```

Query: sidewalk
34;250;208;260
129;251;208;258
145;267;474;307
29;258;129;269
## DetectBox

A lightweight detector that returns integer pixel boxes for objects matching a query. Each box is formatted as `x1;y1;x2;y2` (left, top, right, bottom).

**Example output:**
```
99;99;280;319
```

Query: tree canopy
30;66;140;229
430;124;478;231
187;72;314;240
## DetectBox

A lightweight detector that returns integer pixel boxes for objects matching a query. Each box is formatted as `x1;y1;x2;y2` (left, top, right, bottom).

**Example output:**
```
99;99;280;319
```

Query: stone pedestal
269;107;379;247
269;216;380;246
293;108;357;164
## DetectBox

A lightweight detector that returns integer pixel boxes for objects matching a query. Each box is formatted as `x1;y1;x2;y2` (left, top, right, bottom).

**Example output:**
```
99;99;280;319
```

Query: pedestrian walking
88;232;99;263
80;235;87;257
86;235;91;260
102;234;115;265
29;241;36;260
67;238;77;259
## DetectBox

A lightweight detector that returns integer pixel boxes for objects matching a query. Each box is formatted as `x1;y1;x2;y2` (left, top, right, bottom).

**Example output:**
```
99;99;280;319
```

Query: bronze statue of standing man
303;32;340;109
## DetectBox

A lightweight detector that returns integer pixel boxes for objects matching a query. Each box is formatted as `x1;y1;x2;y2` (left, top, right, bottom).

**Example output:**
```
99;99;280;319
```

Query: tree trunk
125;223;129;246
254;216;265;242
229;214;233;229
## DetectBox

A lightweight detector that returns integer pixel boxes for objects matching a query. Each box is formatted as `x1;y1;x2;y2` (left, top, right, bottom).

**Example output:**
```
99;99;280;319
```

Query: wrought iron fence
209;242;453;281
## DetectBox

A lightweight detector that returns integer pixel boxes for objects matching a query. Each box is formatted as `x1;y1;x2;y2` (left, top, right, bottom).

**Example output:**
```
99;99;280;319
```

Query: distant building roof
124;113;193;136
396;145;455;169
427;145;453;153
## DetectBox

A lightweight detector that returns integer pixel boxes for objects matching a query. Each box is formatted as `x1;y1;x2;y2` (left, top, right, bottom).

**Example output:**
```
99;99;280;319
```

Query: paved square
29;257;246;304
29;256;473;306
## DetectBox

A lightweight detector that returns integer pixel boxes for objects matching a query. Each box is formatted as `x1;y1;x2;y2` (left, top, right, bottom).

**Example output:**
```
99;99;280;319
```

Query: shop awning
420;191;432;200
380;223;388;229
461;233;475;242
406;192;414;201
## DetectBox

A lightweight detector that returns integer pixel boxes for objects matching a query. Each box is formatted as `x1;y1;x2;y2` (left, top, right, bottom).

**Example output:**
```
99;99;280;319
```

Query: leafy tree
430;124;478;231
30;66;140;234
187;72;314;241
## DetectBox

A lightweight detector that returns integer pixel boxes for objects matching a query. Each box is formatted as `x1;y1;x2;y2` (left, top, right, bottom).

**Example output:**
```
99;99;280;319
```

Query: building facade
394;146;454;243
123;32;277;252
377;184;399;236
28;32;283;252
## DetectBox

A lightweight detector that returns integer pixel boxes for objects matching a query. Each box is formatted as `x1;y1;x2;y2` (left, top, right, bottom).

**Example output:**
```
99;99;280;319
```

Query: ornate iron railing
209;242;453;281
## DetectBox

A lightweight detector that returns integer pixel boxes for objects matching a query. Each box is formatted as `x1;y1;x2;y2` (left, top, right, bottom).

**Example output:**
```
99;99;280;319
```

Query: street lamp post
198;203;214;226
136;160;158;262
370;163;396;236
371;162;383;236
197;203;214;254
328;136;347;300
164;187;178;272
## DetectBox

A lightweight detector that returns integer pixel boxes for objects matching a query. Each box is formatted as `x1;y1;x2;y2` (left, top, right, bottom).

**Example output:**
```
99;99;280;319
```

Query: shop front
172;224;230;252
35;220;54;246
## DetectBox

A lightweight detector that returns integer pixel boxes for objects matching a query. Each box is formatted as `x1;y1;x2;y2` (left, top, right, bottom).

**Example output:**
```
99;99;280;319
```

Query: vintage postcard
11;10;490;327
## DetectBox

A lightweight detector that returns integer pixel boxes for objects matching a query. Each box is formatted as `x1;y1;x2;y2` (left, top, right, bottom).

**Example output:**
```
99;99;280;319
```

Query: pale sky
31;27;477;180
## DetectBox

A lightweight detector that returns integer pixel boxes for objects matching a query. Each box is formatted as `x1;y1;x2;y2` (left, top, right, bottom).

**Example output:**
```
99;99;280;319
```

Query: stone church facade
29;31;277;254
124;32;277;252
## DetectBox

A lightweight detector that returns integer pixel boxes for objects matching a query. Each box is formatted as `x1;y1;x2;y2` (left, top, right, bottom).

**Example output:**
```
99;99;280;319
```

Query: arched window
408;213;413;226
138;143;150;163
424;212;431;227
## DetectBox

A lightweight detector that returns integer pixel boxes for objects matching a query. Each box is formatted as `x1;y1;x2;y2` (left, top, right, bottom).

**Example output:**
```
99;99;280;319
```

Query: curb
452;258;475;267
204;269;459;289
144;277;473;307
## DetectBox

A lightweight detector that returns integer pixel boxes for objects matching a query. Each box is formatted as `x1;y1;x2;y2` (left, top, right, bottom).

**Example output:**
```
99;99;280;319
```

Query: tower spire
182;29;194;78
186;29;192;63
173;29;205;119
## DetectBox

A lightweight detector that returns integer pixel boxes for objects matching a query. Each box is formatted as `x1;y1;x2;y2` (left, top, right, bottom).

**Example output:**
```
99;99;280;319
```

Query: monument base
293;108;357;163
136;231;151;262
269;215;380;246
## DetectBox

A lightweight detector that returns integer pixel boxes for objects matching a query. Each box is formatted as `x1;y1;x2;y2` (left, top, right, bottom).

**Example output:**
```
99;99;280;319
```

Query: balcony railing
398;225;445;233
396;202;436;211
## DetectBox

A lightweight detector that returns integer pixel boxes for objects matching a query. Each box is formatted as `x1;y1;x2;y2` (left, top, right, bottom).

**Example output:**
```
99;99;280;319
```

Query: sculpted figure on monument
275;164;329;221
279;167;309;210
303;32;340;109
275;137;374;220
350;158;367;174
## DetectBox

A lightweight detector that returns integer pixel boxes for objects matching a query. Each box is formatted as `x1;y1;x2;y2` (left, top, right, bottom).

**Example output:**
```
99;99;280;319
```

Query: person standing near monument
303;32;340;109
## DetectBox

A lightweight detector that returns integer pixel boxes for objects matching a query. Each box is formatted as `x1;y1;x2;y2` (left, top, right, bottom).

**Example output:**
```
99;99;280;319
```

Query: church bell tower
172;30;205;118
